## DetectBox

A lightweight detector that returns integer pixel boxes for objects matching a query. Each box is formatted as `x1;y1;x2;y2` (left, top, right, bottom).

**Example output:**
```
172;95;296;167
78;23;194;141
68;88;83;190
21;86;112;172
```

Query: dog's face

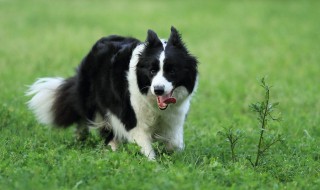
136;27;198;110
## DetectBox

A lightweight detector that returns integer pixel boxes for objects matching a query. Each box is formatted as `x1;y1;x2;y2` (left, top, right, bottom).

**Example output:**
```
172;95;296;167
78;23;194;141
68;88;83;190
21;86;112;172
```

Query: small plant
247;77;282;167
218;126;242;163
219;77;283;167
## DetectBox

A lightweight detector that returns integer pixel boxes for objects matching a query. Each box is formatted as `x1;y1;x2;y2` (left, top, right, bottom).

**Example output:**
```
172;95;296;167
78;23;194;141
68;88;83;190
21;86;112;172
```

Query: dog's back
27;36;140;127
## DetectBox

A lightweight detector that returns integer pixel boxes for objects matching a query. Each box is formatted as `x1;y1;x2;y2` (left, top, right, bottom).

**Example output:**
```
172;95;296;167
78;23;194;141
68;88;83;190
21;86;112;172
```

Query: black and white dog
27;27;198;159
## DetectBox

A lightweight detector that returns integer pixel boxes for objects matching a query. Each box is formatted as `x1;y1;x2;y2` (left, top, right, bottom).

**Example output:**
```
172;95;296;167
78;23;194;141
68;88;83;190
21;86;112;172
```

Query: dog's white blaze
150;51;173;96
26;77;64;125
160;39;167;48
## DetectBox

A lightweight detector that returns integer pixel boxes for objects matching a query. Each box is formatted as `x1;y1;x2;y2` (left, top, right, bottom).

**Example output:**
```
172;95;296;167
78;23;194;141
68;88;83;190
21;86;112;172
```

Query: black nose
154;85;164;95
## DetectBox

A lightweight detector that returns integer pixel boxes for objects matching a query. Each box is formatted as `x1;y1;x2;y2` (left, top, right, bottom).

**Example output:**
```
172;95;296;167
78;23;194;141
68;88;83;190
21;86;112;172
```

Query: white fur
26;77;64;125
150;52;174;96
89;112;106;128
108;112;129;141
108;139;118;151
160;39;167;48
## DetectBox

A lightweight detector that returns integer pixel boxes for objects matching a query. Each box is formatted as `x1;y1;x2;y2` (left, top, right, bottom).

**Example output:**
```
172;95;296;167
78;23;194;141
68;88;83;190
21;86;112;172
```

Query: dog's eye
150;69;157;75
169;69;176;75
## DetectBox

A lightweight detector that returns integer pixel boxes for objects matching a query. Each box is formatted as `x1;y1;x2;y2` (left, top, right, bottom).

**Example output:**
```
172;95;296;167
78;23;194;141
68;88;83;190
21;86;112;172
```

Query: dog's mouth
156;91;176;110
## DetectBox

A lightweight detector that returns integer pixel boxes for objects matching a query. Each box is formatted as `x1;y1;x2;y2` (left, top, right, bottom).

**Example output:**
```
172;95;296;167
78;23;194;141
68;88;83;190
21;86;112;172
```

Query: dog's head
136;27;198;110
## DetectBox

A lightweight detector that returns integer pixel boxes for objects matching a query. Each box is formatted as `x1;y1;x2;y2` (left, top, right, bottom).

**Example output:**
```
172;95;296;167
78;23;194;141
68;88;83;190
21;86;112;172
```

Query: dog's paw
107;139;118;151
165;141;185;152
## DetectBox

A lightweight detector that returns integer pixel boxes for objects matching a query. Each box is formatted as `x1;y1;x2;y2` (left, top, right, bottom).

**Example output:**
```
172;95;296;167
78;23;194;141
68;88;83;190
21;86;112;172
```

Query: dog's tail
26;77;81;128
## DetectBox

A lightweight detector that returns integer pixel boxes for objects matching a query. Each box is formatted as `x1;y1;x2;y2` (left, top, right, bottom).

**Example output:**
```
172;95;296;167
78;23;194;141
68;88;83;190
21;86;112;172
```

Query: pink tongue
157;95;176;108
164;97;176;104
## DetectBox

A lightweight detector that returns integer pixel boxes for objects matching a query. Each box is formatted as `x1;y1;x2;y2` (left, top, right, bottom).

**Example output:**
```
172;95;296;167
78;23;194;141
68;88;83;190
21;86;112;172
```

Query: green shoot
218;126;242;163
248;77;282;167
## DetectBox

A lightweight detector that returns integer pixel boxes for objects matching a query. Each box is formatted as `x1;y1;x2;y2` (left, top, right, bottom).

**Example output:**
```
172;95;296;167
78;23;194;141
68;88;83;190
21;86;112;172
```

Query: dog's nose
154;85;165;95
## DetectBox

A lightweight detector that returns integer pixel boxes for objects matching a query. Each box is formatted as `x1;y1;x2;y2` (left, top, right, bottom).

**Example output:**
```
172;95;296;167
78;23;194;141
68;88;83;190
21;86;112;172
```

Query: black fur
53;36;141;136
164;27;198;93
137;30;164;94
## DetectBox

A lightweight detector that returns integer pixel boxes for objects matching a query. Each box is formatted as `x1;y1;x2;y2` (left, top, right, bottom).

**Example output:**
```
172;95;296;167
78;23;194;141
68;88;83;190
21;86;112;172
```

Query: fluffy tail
26;77;80;127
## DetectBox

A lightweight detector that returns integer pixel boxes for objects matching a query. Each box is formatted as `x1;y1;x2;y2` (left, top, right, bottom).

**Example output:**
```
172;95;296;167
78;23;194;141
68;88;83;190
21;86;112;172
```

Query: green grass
1;0;320;189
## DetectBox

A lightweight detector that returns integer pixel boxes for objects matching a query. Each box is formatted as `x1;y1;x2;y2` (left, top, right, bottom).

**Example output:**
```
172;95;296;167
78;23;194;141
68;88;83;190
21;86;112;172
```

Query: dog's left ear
167;26;186;50
146;29;163;48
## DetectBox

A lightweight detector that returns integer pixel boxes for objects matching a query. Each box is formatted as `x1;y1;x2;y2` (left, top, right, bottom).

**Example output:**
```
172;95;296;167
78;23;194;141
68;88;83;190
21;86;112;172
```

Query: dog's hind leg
99;127;118;150
76;122;89;141
107;139;118;151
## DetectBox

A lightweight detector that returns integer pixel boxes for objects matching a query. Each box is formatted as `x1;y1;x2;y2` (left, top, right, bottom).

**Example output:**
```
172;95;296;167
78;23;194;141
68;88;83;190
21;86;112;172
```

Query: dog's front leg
165;124;185;152
129;127;155;160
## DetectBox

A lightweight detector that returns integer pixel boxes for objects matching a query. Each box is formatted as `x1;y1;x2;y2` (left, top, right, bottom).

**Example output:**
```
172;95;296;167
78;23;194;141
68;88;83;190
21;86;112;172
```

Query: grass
1;0;320;189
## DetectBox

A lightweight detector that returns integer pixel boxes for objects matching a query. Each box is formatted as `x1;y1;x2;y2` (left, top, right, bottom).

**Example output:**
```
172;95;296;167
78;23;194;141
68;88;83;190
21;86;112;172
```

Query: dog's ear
146;29;162;48
167;26;186;50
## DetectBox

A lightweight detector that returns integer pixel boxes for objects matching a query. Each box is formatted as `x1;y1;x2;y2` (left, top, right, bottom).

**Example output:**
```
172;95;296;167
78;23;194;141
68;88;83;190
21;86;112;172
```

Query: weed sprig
218;127;242;163
247;77;282;167
219;77;283;167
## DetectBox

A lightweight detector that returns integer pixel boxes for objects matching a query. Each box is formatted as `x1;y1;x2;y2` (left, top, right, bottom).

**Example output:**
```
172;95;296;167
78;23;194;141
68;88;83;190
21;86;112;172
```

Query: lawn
1;0;319;189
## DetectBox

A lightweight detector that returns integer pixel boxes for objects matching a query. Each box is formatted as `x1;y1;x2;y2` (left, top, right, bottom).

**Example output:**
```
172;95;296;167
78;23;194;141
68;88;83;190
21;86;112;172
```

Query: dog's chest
138;104;184;132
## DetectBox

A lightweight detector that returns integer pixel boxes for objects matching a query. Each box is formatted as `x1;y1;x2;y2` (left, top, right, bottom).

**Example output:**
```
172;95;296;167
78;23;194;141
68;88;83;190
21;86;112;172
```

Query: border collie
27;26;198;160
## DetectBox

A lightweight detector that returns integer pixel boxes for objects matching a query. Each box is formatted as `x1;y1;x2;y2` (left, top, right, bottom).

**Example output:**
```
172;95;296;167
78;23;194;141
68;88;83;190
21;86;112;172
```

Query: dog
27;26;198;160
